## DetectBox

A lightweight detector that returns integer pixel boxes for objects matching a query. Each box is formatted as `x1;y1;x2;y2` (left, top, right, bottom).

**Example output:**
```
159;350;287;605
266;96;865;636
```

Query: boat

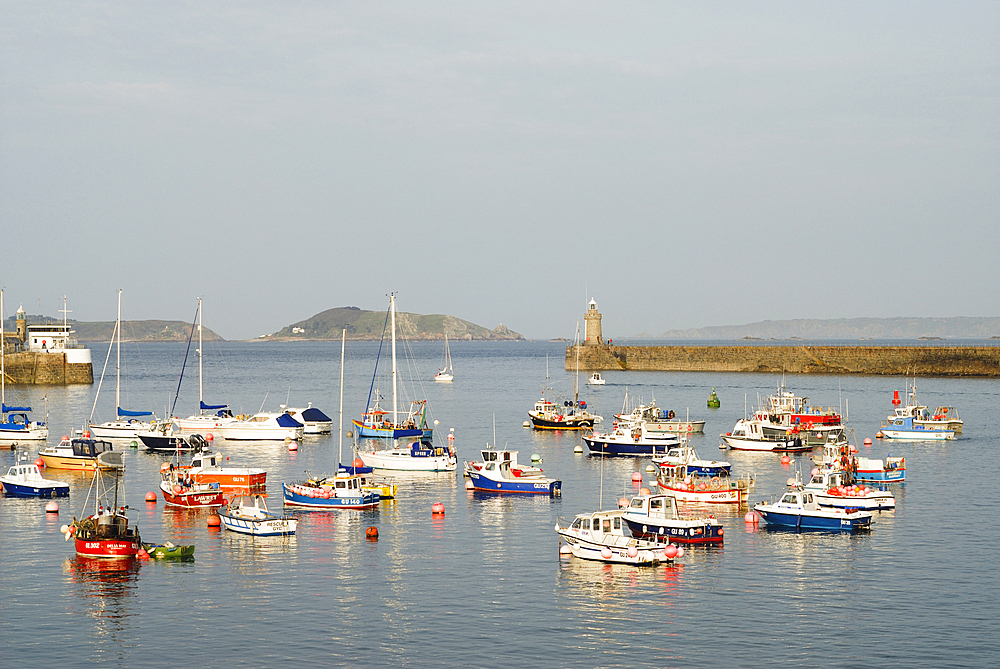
753;489;873;532
353;295;434;440
587;372;605;386
218;494;297;536
38;436;115;471
282;472;380;509
1;453;69;497
764;380;844;438
799;469;895;511
434;334;454;382
172;299;239;432
879;415;954;441
175;450;266;490
887;379;963;434
465;448;561;495
655;463;755;505
614;394;705;434
528;323;602;430
359;438;457;472
720;416;818;452
583;420;680;457
281;403;332;434
63;450;142;558
159;467;225;508
619;494;725;544
139;432;211;454
707;388;720;408
651;443;731;475
88;291;155;439
555;509;680;564
214;412;304;441
0;290;48;442
141;542;195;559
812;443;906;483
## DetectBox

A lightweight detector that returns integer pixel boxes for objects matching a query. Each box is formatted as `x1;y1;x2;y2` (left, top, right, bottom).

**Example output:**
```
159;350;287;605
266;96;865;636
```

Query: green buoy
707;388;721;409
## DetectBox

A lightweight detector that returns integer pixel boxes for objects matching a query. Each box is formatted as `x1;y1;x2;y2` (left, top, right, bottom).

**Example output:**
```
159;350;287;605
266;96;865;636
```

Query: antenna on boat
258;391;268;414
492;413;496;450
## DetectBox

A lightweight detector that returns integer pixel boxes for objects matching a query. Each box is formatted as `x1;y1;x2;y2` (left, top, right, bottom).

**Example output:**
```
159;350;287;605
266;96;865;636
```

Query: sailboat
0;289;48;441
352;294;433;440
88;290;155;439
283;330;380;508
172;298;238;431
434;334;454;382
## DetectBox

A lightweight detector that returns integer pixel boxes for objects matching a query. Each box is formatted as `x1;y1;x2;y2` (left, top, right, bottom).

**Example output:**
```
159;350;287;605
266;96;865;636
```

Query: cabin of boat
39;438;115;470
620;494;724;543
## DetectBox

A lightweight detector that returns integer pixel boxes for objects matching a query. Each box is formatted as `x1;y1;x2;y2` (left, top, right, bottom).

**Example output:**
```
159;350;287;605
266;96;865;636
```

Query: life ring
710;477;720;486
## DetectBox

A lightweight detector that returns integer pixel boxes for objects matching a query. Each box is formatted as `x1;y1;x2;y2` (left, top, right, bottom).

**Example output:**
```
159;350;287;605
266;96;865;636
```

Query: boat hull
37;454;97;471
559;537;668;565
215;426;302;441
139;434;205;453
358;448;456;472
754;506;872;531
351;420;431;440
854;468;906;483
88;421;150;439
880;429;954;441
529;414;596;430
0;427;48;441
218;513;296;536
194;471;266;490
721;436;813;452
644;421;706;435
656;481;749;505
282;483;379;509
160;483;224;508
142;543;195;559
620;516;724;544
75;537;141;558
584;436;679;457
1;481;69;497
467;470;562;495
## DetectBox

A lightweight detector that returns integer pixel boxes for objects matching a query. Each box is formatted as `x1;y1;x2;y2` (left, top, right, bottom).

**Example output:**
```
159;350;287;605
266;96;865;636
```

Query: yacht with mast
172;298;238;431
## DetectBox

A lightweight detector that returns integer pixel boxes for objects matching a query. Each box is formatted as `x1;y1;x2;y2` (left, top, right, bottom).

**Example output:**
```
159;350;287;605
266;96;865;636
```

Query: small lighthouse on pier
584;299;603;346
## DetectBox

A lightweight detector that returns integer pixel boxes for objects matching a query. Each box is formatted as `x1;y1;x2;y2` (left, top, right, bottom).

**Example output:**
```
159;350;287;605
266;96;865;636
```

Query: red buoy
206;433;214;442
892;390;901;406
45;501;59;513
207;514;222;528
431;502;445;515
365;526;379;540
353;458;365;468
664;545;678;559
631;472;642;482
780;455;791;464
137;548;150;560
34;458;45;470
145;491;157;503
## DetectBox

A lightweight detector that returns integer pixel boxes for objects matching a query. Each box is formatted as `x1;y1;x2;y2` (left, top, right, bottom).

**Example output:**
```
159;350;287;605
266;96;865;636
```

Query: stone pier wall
566;345;1000;377
2;352;94;385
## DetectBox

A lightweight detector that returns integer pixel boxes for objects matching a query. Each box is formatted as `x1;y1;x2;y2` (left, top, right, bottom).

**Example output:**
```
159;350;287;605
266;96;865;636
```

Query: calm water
1;340;998;668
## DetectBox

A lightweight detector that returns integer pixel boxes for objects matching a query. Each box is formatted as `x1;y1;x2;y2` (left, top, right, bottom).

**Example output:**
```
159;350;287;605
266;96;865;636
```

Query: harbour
1;339;997;668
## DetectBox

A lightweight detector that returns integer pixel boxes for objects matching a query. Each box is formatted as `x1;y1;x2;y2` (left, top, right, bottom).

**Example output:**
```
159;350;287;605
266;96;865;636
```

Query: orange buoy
639;487;651;496
137;548;150;560
780;455;791;464
206;433;214;442
431;502;445;515
664;545;678;559
353;458;364;468
618;497;629;508
145;491;158;503
207;513;222;528
45;501;59;513
365;526;379;540
631;472;642;482
34;458;45;469
288;441;298;451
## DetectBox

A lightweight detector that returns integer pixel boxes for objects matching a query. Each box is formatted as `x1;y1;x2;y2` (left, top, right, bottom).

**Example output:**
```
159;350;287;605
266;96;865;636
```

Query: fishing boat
812;443;906;483
141;542;195;559
215;411;304;441
218;494;297;536
159;467;225;508
139;432;211;454
651;443;731;475
1;290;48;442
172;299;239;432
175;450;266;490
615;395;705;434
88;290;155;439
583;420;680;457
555;509;679;565
282;472;380;509
619;494;724;544
353;295;434;440
63;451;142;558
528;324;602;430
655;463;754;505
587;372;605;386
465;447;543;477
39;436;115;471
1;453;69;497
720;416;816;452
879;416;954;441
800;471;895;511
434;334;454;382
281;404;333;434
466;448;561;495
887;379;963;434
753;489;873;532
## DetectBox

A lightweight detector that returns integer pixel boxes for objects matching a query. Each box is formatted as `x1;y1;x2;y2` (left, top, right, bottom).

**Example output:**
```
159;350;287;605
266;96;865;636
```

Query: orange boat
164;451;266;491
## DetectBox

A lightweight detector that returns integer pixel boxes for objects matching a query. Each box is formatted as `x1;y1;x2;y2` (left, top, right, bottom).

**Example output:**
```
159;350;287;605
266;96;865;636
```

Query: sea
1;339;998;668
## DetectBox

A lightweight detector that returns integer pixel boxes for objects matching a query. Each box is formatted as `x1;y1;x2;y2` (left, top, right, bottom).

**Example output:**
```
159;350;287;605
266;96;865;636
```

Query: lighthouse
584;299;603;346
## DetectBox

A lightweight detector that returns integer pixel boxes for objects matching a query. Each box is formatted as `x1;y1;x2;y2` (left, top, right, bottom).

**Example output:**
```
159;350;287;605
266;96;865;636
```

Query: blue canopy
301;407;332;422
2;404;31;413
200;401;229;411
276;413;303;428
118;407;153;417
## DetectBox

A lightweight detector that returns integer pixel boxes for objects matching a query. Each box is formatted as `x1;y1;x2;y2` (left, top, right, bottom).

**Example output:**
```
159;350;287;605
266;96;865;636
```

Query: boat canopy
275;413;303;428
2;404;31;413
200;401;229;411
117;407;153;417
72;439;114;457
300;407;331;422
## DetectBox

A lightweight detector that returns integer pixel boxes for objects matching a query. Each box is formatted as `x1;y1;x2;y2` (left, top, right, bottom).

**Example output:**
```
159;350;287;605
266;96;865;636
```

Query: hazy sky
2;2;997;340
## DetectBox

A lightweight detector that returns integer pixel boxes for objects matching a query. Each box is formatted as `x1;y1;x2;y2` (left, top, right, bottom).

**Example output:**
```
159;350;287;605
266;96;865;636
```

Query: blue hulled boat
466;449;561;495
583;421;680;457
282;472;379;509
754;490;872;532
1;455;69;497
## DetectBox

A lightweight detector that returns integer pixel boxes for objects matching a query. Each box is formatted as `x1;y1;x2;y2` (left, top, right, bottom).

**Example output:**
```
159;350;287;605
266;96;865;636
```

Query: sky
2;2;998;340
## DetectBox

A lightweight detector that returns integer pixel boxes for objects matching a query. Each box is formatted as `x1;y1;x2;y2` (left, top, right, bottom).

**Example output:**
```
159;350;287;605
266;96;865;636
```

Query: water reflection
557;555;686;610
63;556;140;655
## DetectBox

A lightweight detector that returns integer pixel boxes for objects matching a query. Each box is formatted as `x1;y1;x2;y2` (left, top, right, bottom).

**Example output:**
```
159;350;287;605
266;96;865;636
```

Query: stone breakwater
567;345;1000;377
2;352;93;384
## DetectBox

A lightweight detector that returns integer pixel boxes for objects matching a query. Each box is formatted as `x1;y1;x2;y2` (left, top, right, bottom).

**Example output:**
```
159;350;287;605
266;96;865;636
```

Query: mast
115;289;121;415
198;298;203;411
574;321;581;407
1;289;5;408
390;293;397;426
338;328;345;467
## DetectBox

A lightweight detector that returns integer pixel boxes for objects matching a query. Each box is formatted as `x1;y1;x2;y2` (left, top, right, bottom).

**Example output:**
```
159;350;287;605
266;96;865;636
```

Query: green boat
142;542;195;559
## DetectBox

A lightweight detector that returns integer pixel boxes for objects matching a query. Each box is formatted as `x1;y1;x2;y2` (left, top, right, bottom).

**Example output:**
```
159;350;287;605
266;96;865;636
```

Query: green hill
264;306;524;341
3;315;223;343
